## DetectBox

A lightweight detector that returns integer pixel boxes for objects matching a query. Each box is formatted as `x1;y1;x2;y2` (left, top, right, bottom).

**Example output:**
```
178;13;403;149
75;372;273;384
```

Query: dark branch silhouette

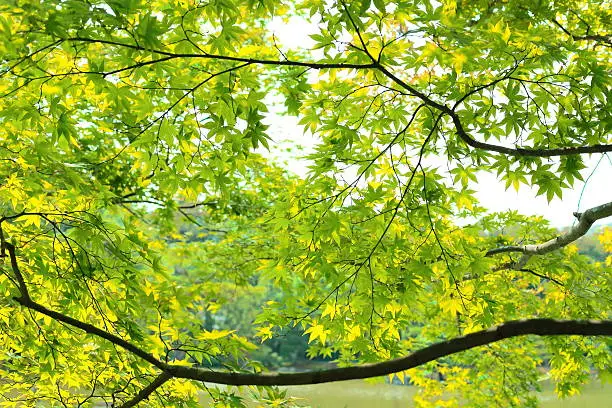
2;238;610;391
8;36;612;158
551;19;611;46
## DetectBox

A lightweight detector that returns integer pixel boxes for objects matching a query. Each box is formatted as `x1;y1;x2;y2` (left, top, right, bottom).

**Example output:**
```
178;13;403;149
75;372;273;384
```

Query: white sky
263;16;612;229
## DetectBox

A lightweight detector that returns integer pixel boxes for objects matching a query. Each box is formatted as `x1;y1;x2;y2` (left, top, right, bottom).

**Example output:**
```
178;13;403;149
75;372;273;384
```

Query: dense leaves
0;0;610;406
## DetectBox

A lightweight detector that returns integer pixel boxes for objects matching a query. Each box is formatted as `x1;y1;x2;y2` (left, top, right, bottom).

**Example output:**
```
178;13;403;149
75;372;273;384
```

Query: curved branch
15;296;165;370
3;241;31;302
486;201;612;269
15;295;612;386
450;113;612;157
374;64;612;157
13;38;612;157
164;319;611;385
1;237;164;369
3;238;611;388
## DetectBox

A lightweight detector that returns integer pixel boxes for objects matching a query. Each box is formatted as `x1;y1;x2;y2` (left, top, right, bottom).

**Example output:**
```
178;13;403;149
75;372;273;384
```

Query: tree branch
15;296;165;370
375;66;612;157
7;246;31;301
3;234;611;389
450;112;612;157
119;372;173;408
66;37;378;70
14;37;612;157
163;319;612;385
14;295;612;386
486;201;612;269
551;19;611;46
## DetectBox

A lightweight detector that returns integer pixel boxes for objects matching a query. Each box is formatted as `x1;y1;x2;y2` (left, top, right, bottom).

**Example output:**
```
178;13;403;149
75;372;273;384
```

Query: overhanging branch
65;37;378;71
2;240;611;391
375;66;612;157
162;319;612;385
450;113;612;157
16;296;612;386
551;19;612;47
10;37;612;157
15;297;165;370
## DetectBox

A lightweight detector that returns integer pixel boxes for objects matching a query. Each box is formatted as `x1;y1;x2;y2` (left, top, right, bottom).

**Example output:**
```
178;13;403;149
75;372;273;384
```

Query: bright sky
263;15;612;229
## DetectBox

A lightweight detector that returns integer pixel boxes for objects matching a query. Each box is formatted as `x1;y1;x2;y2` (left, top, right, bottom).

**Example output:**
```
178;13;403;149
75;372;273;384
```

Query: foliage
573;225;610;262
0;0;610;407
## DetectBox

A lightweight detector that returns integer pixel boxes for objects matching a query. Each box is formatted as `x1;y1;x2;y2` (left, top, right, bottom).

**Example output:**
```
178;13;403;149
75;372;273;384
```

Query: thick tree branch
163;319;611;385
0;238;164;370
17;297;612;386
3;237;611;389
14;295;612;386
486;201;612;269
4;242;31;302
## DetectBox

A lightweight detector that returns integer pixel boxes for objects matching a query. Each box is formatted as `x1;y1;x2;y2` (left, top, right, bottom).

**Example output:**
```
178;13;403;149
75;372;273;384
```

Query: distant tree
0;0;610;407
574;226;609;262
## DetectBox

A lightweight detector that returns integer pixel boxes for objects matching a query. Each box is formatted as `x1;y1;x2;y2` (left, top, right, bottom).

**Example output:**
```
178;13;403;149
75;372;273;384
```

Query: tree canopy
0;0;611;406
